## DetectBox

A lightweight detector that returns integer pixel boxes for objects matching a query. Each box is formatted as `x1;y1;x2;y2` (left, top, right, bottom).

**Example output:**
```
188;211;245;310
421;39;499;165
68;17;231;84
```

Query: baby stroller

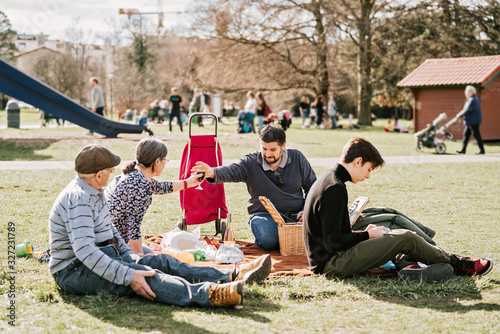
414;113;456;154
264;110;292;131
278;110;292;131
178;113;228;236
236;110;253;133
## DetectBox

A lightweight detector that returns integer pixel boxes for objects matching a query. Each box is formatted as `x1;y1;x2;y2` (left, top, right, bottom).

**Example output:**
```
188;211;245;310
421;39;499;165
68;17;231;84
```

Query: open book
348;197;370;226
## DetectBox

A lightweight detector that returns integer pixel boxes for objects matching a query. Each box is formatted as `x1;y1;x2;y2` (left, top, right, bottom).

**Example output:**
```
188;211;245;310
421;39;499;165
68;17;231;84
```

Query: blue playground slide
0;57;145;137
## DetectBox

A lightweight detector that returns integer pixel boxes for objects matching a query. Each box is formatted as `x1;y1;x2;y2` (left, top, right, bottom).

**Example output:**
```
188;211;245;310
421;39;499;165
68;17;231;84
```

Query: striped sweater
49;177;136;286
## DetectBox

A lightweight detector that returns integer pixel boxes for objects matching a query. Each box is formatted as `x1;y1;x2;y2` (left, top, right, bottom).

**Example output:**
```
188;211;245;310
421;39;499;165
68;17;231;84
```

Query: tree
191;0;331;96
369;0;500;112
326;0;390;125
113;17;160;110
0;11;17;59
33;53;86;102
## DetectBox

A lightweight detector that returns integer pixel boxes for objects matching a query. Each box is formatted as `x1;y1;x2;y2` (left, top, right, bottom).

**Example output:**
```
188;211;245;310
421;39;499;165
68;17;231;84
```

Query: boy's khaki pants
324;230;450;276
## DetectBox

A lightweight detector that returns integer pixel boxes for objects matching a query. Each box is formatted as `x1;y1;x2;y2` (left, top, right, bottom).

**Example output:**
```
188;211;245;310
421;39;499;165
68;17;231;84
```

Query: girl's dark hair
341;137;385;170
257;92;267;108
312;95;323;107
122;137;168;174
256;92;266;106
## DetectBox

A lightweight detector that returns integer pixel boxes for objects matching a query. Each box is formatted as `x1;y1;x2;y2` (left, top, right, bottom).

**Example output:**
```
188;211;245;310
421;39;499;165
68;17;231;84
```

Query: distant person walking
328;95;338;129
191;89;203;127
454;85;485;155
244;91;257;133
87;77;105;135
192;88;210;127
256;92;268;132
312;95;325;129
299;95;310;128
169;88;183;132
90;77;105;116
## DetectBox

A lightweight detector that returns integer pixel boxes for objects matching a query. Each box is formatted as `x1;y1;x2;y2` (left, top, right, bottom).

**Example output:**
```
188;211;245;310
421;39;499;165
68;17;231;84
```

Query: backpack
264;104;271;116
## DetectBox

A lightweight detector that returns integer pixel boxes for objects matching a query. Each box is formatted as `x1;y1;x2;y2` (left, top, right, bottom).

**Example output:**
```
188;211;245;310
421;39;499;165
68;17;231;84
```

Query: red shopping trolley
178;113;228;235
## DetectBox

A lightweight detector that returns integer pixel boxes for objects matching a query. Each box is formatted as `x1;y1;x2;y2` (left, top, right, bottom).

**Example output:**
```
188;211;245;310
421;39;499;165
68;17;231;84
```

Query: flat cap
75;144;121;174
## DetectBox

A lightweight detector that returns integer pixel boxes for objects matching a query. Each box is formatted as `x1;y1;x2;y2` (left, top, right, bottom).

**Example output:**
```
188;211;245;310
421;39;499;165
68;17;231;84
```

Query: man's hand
367;226;386;239
297;211;304;222
92;107;96;112
191;161;215;179
130;270;156;301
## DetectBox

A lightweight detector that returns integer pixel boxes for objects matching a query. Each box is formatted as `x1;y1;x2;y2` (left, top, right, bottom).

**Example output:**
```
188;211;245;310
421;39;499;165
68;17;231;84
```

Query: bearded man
193;125;317;250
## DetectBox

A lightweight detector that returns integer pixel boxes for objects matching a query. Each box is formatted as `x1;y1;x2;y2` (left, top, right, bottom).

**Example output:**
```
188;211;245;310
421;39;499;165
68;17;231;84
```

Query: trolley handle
188;112;218;138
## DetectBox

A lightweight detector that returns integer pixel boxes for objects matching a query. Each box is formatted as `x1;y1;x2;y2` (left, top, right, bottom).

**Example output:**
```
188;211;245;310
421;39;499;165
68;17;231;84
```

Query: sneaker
398;263;453;283
449;254;494;276
234;255;272;283
208;281;243;307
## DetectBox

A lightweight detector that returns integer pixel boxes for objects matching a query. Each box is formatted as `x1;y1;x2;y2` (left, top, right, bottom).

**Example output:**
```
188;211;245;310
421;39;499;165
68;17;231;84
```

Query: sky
2;0;192;44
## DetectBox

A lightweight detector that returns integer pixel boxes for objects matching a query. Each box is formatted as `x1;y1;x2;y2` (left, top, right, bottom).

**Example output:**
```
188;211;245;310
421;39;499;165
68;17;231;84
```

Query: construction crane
119;0;182;36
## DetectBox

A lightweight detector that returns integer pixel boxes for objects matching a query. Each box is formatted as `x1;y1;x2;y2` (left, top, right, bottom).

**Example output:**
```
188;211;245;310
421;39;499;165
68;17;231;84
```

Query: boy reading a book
303;137;493;282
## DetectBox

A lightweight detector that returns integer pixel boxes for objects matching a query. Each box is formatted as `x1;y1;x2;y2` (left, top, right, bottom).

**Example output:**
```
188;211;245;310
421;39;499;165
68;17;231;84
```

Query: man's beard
265;153;281;165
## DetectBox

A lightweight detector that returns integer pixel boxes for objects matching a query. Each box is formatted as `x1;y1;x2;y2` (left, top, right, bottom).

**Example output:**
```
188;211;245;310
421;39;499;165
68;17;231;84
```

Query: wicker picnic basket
259;196;306;256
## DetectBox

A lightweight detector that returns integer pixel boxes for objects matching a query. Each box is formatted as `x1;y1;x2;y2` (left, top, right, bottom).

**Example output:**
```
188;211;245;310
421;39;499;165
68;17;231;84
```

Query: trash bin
125;109;136;121
6;100;20;129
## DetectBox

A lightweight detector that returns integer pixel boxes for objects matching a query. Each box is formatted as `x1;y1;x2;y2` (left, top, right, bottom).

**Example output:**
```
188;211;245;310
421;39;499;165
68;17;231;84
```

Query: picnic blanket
145;235;396;277
146;235;312;276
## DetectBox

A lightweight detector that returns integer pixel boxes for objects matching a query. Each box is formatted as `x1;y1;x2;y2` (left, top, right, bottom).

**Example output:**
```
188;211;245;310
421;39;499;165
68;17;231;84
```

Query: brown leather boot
235;254;272;283
208;281;243;307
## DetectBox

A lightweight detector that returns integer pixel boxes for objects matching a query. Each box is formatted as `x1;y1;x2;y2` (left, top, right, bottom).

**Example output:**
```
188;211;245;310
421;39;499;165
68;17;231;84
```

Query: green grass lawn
1;117;499;161
0;108;46;124
1;161;499;333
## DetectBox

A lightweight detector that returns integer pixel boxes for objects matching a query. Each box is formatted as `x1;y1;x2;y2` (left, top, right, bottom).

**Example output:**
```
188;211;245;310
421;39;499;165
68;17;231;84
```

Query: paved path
1;154;499;170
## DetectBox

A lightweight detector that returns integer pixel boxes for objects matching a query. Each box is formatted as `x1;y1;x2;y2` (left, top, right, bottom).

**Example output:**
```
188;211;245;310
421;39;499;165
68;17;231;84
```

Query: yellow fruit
162;248;195;264
176;251;195;265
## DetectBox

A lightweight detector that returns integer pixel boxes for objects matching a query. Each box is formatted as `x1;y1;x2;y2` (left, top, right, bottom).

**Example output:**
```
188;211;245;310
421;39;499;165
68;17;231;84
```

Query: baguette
259;196;286;226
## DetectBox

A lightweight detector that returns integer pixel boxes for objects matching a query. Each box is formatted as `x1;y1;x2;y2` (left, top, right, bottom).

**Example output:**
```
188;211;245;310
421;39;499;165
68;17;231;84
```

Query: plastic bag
215;245;244;264
202;244;218;261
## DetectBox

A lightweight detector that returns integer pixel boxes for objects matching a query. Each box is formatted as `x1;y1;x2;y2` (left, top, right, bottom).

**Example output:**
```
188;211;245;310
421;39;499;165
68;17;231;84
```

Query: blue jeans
143;245;154;255
301;111;309;125
257;115;264;131
330;116;337;129
249;213;298;250
246;112;256;133
54;245;231;307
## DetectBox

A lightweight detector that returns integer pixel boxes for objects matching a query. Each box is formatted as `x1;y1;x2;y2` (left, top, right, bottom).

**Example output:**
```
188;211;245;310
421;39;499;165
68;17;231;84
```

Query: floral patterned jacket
105;169;173;243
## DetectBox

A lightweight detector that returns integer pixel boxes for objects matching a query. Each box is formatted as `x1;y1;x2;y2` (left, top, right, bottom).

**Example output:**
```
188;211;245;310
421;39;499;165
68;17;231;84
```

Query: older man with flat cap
49;144;271;308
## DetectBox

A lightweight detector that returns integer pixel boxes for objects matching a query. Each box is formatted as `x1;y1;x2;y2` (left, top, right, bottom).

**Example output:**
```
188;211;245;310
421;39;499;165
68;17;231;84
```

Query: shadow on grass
0;138;58;160
60;286;280;333
343;275;500;313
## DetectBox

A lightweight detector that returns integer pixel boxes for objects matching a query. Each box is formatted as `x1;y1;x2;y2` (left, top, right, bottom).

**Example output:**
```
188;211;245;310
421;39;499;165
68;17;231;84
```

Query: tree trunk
357;0;373;125
312;0;329;97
